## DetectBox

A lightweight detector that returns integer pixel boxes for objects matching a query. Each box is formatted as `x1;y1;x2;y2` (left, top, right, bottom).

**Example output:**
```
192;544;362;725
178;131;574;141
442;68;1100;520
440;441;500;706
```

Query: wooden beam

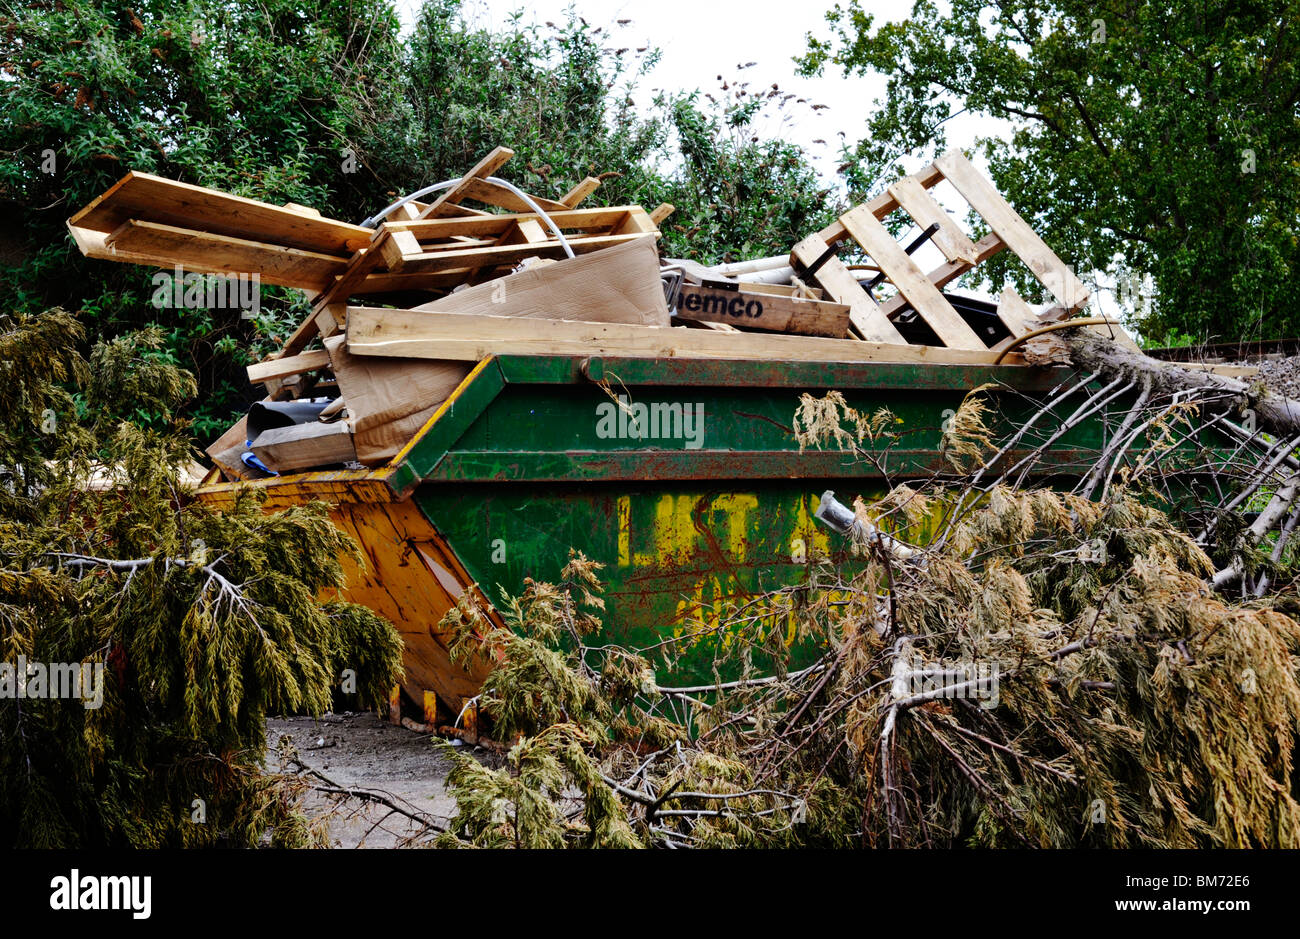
649;203;676;226
839;206;986;349
381;229;424;271
343;307;1018;366
878;233;1006;319
817;162;945;246
886;175;979;264
251;421;356;473
560;176;601;207
102;219;342;291
995;287;1040;338
790;233;906;344
934;150;1089;310
383;205;656;241
390;232;655;276
420;146;515;218
246;348;331;384
457;177;568;214
68;170;371;255
310;232;390;312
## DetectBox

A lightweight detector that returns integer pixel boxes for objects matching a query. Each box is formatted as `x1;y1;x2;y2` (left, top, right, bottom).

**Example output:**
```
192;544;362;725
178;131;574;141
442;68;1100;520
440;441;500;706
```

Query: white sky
389;0;1131;322
391;0;1012;174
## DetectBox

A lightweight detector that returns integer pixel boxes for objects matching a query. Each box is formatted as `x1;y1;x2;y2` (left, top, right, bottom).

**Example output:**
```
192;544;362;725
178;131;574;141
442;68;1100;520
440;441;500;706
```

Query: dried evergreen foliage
429;387;1300;848
0;309;403;847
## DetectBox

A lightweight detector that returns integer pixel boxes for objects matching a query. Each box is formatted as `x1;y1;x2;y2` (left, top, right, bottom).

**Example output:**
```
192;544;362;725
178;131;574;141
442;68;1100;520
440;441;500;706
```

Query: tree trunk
1065;330;1300;438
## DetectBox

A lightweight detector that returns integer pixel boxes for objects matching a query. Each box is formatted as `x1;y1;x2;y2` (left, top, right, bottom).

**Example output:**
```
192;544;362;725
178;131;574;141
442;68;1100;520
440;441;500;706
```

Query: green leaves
803;0;1300;343
0;309;404;846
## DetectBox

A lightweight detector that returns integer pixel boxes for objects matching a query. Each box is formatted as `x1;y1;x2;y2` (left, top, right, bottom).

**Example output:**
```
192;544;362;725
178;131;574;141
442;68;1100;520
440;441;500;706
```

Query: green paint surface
395;356;1111;679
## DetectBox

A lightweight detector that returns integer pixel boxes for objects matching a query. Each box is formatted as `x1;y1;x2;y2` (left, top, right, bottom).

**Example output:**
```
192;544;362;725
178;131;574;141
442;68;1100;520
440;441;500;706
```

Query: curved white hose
359;179;458;229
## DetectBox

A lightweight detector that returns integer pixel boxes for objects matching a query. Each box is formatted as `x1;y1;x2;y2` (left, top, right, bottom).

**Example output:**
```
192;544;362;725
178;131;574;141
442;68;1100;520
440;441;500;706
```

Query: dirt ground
265;712;482;848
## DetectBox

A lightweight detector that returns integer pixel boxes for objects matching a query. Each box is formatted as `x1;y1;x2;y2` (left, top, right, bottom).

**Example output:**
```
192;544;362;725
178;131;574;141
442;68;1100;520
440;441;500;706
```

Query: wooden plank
818;162;945;246
421;146;515;218
392;232;655;276
839;206;985;349
68;222;185;269
310;232;390;311
343;307;1016;366
461;215;548;284
934;150;1089;310
649;203;675;226
458;177;568;214
246;348;331;384
996;287;1040;338
68;171;371;255
790;233;906;344
251;421;356;473
886;175;979;264
103;219;342;291
560;177;601;207
878;232;1006;319
384;205;654;240
381;229;423;271
730;281;824;300
385;202;423;223
675;284;850;337
610;208;659;236
314;303;344;340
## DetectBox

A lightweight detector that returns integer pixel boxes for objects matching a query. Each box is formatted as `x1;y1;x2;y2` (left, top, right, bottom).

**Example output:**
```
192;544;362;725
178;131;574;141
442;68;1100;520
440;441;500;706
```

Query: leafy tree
0;0;411;440
800;0;1300;344
393;2;836;261
1;0;832;442
0;310;403;846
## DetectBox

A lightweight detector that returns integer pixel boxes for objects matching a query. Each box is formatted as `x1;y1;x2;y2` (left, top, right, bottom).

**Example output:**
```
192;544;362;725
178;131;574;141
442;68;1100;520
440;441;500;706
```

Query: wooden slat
391;232;655;276
996;287;1039;338
103;219;342;291
381;229;423;270
878;232;1006;319
461;215;549;284
252;421;356;473
818;162;945;246
839;206;985;349
246;348;331;384
384;205;655;240
934;150;1089;310
343;307;1015;366
649;203;675;226
421;146;515;218
458;177;568;214
886;175;979;264
68;171;370;255
560;177;601;207
790;233;905;344
311;232;391;311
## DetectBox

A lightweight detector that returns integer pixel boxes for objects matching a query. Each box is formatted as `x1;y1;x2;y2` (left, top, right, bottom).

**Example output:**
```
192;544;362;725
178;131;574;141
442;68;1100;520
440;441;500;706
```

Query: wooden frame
791;150;1096;352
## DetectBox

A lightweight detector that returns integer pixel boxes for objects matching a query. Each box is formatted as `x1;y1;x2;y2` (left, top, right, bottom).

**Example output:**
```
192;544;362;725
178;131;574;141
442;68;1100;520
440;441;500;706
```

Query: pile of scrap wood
66;145;1129;479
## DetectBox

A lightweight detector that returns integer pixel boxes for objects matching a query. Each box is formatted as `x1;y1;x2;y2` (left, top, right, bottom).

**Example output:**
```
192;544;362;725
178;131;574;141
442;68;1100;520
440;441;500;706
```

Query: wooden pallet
65;151;667;397
791;150;1091;351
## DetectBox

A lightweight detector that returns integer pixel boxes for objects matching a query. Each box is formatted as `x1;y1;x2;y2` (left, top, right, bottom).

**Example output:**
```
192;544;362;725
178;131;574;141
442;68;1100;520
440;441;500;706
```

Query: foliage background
800;0;1300;345
0;0;835;442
